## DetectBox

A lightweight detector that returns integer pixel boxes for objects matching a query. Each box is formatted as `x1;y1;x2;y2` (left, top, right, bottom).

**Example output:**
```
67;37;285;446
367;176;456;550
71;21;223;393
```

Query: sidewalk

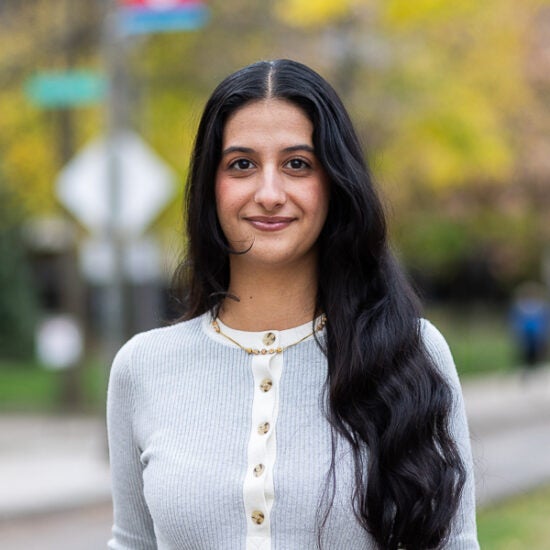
0;415;111;520
462;364;550;435
462;364;550;506
0;366;549;520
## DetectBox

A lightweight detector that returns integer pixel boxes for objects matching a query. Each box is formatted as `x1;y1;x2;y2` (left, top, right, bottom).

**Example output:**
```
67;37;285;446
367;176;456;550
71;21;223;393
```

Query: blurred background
1;0;550;548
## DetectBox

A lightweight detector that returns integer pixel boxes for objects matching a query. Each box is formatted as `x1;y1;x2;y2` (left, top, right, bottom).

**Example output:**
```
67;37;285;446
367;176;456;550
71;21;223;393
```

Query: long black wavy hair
173;59;465;549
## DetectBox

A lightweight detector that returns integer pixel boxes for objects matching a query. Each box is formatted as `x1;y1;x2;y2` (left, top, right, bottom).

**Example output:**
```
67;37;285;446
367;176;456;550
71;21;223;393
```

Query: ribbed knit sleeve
107;336;157;549
421;320;480;550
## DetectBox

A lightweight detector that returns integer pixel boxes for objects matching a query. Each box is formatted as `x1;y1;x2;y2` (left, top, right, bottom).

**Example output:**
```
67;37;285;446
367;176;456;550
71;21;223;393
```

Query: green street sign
25;70;106;108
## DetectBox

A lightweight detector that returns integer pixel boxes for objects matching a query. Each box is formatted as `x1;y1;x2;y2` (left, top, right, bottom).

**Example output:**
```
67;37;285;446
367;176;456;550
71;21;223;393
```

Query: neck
219;258;319;331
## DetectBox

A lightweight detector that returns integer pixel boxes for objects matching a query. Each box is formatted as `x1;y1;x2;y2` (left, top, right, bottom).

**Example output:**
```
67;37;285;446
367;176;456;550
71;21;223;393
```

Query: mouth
244;216;296;231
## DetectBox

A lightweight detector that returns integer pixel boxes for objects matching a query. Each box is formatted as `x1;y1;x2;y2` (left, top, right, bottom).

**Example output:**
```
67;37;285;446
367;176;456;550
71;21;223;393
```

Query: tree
0;181;38;359
273;0;550;288
2;0;550;295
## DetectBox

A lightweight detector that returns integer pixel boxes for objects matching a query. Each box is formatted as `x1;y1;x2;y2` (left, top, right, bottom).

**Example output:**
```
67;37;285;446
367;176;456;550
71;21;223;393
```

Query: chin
248;247;317;269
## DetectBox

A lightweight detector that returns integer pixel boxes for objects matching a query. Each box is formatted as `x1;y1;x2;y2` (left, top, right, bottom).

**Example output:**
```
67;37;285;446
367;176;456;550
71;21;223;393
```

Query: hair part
172;59;466;549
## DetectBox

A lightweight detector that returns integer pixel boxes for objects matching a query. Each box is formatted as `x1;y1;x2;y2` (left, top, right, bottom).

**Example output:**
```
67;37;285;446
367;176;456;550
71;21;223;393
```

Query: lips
244;216;296;231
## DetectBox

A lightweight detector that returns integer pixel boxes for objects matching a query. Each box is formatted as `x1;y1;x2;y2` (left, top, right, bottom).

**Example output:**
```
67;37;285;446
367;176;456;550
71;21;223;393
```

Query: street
472;416;550;506
0;503;112;549
1;414;550;548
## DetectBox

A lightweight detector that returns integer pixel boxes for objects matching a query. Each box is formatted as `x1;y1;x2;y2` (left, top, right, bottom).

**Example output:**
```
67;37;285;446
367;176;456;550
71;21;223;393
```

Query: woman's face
215;98;330;270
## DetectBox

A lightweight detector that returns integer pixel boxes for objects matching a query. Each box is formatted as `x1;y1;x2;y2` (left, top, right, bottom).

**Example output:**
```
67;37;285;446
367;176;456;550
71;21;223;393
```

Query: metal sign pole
102;1;127;367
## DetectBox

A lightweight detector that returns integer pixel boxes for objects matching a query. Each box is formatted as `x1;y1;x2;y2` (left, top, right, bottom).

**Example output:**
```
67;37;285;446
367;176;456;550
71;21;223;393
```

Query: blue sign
25;71;106;108
119;3;209;36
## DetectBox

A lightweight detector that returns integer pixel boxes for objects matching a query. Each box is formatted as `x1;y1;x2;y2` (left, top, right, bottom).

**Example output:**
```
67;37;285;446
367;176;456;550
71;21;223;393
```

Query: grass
425;305;516;378
0;358;108;413
477;484;550;549
0;359;56;410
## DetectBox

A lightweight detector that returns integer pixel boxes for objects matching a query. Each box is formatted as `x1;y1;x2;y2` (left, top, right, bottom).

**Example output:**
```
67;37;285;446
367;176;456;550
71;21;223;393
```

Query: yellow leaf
274;0;354;28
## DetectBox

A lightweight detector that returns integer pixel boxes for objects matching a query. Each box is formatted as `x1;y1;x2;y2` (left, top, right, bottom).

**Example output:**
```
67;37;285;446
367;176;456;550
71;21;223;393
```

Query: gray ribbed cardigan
107;314;479;549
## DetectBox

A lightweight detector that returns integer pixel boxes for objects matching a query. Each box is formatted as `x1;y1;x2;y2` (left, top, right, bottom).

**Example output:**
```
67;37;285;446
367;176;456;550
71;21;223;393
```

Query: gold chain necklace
211;314;327;355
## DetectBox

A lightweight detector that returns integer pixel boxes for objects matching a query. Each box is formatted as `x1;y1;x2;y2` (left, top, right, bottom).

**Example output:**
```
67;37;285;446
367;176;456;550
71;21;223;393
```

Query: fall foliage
1;0;550;291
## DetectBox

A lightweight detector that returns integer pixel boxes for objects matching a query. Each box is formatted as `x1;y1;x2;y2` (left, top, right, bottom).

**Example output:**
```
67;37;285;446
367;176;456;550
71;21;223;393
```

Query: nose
254;167;286;211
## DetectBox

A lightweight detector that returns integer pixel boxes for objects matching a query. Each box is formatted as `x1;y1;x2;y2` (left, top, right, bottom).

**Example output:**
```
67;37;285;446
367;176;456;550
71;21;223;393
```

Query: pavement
0;415;111;520
463;364;550;505
0;365;549;522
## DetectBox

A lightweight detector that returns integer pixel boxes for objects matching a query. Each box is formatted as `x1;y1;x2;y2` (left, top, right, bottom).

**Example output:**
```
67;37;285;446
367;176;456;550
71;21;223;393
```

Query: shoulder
124;314;204;355
109;315;206;381
419;318;451;359
419;319;459;386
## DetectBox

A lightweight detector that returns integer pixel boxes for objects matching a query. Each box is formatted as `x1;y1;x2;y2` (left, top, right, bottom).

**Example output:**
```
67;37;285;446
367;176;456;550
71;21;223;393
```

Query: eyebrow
283;144;315;154
221;146;255;156
221;144;315;156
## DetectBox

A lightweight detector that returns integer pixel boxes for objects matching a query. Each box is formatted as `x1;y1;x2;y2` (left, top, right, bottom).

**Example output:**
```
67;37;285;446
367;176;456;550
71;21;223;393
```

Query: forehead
222;99;313;146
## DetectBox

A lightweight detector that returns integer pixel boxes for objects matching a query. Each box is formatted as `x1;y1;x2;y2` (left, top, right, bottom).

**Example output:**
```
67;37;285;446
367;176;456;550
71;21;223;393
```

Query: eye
285;158;311;170
229;158;254;170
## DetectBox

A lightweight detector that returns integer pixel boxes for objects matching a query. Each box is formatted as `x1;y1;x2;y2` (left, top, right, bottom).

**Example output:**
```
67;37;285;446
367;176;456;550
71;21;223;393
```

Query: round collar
202;312;324;352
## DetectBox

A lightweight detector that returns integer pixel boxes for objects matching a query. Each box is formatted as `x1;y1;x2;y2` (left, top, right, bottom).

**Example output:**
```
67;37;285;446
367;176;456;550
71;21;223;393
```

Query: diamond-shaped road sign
56;132;176;236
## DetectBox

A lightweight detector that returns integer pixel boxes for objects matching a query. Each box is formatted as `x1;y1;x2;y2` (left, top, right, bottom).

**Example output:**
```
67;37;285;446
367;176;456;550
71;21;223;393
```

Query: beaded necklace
211;314;327;355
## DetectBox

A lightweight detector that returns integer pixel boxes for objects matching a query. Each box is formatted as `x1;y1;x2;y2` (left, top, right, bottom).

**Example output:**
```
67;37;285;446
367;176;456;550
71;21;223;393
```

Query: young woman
107;59;479;549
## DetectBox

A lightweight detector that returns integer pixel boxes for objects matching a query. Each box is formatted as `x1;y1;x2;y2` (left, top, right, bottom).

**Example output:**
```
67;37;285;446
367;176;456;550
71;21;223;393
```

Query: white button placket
243;334;283;550
203;314;323;550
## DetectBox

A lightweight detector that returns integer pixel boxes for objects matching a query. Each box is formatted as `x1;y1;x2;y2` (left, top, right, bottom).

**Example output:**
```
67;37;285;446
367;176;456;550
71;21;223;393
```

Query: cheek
312;182;330;227
215;177;246;231
215;176;232;222
214;173;225;211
